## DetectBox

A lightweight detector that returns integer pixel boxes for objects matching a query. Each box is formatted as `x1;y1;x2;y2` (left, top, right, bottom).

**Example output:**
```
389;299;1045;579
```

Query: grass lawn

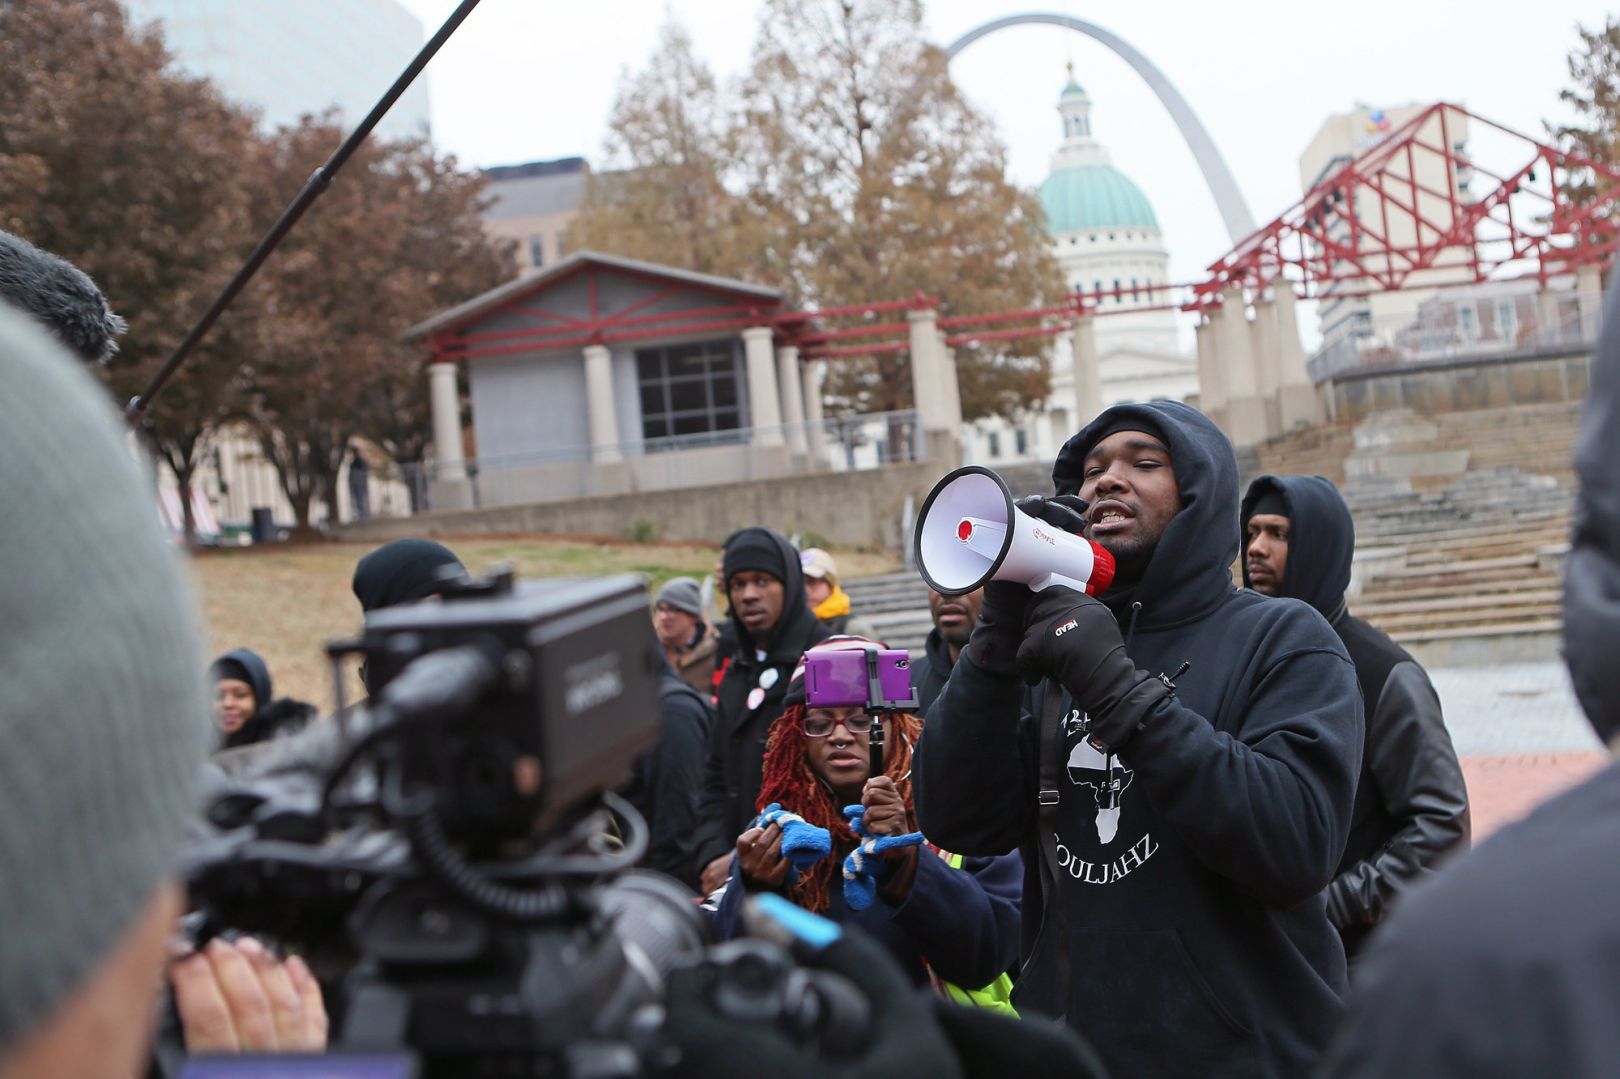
190;535;898;712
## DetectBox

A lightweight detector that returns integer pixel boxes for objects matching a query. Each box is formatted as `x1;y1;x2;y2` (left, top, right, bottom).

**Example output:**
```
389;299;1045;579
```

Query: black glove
1016;587;1171;749
1014;493;1090;535
931;998;1108;1079
660;928;964;1078
958;495;1091;677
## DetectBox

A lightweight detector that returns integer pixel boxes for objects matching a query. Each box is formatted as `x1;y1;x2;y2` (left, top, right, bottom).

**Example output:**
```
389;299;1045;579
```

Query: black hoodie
1322;273;1620;1078
691;528;829;875
1242;475;1469;959
914;401;1364;1078
210;648;316;750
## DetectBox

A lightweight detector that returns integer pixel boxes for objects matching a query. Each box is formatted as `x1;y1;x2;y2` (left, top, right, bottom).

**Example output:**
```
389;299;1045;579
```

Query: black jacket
1242;475;1470;958
909;627;955;715
622;665;713;888
691;531;829;874
1322;759;1620;1076
1324;268;1620;1077
1567;274;1620;747
914;401;1364;1078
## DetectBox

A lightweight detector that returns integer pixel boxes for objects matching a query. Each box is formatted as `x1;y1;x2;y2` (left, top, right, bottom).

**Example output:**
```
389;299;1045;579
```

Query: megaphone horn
914;466;1116;597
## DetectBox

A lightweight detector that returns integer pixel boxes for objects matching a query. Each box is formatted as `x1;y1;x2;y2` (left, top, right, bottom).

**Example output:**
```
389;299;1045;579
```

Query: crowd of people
4;226;1620;1077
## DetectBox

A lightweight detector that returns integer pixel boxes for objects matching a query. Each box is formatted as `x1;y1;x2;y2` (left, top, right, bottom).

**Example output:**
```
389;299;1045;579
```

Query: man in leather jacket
1243;474;1470;960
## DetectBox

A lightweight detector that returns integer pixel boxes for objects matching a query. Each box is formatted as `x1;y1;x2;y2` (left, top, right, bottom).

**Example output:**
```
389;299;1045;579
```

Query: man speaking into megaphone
912;402;1365;1078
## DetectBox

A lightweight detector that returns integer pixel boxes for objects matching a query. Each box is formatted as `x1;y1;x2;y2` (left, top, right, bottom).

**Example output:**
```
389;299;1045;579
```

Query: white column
776;344;807;454
1272;284;1323;430
802;359;828;465
908;308;944;429
1071;316;1104;426
1220;286;1267;447
428;361;466;481
1576;264;1604;341
743;326;784;447
582;343;622;463
1537;286;1565;346
1251;290;1282;440
1196;309;1228;426
936;329;963;428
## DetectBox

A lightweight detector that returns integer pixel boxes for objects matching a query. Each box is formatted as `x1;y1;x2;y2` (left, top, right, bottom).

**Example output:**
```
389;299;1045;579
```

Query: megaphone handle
1026;572;1089;593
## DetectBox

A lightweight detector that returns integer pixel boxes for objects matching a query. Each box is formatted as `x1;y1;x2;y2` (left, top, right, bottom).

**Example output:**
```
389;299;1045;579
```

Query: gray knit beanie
0;303;209;1053
656;576;704;619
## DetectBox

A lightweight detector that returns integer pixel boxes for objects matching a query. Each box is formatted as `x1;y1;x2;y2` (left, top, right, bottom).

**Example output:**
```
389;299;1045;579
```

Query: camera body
803;646;919;713
179;571;709;1076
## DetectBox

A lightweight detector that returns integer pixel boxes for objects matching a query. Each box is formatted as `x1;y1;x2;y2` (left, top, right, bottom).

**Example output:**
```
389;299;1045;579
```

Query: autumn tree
0;0;263;544
240;117;511;529
1553;17;1620;253
568;21;763;279
574;2;1065;422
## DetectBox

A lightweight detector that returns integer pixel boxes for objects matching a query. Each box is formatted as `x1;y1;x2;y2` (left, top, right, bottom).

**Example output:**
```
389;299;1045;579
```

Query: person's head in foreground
0;301;207;1077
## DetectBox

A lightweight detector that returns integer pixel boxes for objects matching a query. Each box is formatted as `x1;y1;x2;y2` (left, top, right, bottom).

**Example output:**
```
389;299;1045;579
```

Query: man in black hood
1322;275;1620;1078
1241;474;1469;960
692;527;829;892
914;401;1363;1077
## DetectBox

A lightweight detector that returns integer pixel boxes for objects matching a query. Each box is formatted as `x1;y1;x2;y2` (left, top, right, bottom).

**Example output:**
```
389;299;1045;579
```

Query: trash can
250;506;275;544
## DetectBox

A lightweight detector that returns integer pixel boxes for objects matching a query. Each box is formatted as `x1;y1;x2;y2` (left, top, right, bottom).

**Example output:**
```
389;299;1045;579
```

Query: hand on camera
1017;587;1170;749
736;823;791;890
171;936;327;1055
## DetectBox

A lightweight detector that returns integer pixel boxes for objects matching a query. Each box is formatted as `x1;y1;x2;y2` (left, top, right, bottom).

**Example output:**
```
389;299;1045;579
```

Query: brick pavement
1430;660;1609;839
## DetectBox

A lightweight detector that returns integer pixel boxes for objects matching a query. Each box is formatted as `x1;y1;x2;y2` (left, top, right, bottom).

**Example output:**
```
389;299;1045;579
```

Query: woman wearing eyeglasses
712;638;1023;996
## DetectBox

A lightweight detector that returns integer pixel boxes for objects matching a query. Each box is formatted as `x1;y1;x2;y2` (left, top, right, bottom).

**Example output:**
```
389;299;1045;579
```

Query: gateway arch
947;14;1258;244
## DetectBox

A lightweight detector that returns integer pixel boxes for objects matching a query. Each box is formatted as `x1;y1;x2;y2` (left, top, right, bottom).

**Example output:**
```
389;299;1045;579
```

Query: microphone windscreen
0;231;126;364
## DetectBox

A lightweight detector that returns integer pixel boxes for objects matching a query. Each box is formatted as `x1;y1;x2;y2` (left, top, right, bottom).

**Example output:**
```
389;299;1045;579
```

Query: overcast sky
395;0;1614;290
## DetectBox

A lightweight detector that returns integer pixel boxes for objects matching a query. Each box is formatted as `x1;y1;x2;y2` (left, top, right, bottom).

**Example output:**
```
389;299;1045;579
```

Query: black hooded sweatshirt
914;401;1364;1078
691;529;829;874
210;648;316;750
1242;475;1469;959
621;662;713;888
909;626;956;715
1321;273;1620;1078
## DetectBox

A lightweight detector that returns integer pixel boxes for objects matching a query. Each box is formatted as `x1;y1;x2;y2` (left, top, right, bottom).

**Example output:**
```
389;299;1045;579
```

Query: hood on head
211;647;272;710
1565;273;1620;746
352;538;467;613
1241;475;1355;619
1053;400;1239;623
722;526;814;658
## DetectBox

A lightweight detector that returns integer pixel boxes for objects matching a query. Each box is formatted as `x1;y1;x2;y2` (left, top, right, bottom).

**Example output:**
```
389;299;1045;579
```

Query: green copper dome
1039;164;1160;234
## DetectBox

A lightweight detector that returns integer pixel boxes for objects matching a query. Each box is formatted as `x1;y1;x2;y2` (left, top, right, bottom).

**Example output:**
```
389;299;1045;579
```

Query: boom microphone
914;466;1115;596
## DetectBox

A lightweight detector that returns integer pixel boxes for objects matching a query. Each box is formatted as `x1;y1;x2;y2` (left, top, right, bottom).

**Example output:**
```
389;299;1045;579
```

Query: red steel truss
424;104;1620;368
1197;102;1620;305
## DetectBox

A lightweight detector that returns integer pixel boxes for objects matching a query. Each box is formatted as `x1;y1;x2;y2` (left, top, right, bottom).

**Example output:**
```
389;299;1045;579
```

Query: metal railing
397;410;925;514
1307;287;1602;383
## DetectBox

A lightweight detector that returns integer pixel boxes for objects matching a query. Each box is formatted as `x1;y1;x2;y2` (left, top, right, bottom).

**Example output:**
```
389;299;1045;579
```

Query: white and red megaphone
914;466;1115;596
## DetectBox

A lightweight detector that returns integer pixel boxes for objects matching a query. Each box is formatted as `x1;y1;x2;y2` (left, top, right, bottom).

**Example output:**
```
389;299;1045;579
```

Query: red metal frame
425;106;1620;369
1198;102;1620;305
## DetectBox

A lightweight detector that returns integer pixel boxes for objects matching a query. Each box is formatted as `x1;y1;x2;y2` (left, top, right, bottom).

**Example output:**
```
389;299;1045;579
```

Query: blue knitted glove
756;803;833;882
842;804;926;911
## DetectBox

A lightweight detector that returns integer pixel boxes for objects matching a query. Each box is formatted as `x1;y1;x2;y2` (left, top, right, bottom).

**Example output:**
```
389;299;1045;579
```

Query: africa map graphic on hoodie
1054;708;1158;885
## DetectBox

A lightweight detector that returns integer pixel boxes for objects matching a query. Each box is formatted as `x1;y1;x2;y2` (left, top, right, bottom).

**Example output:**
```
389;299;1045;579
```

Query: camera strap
1034;678;1073;1020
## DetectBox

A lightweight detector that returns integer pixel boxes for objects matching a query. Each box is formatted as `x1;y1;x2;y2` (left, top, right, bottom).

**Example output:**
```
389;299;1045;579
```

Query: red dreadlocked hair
756;703;924;915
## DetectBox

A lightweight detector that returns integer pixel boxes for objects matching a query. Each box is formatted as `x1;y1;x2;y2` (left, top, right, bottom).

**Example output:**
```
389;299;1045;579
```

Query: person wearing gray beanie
0;301;211;1073
653;576;717;694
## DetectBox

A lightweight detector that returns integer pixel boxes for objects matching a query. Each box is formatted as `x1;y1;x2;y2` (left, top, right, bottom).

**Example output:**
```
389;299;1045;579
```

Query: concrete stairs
847;402;1582;666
